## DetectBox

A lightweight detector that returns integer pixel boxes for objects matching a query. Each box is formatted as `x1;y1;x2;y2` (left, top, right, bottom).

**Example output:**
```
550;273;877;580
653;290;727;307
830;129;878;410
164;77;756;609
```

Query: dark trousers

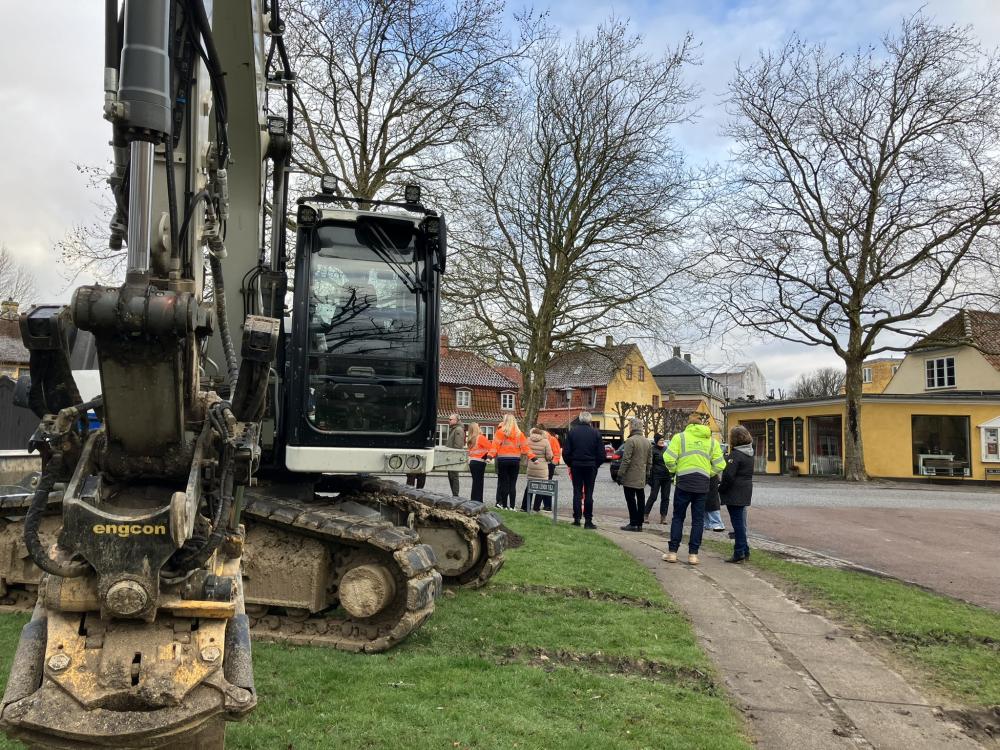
448;471;460;497
669;487;707;554
548;463;556;479
495;459;519;508
571;464;597;522
623;486;646;527
644;476;671;518
727;505;750;559
469;461;486;503
521;487;552;511
405;473;426;489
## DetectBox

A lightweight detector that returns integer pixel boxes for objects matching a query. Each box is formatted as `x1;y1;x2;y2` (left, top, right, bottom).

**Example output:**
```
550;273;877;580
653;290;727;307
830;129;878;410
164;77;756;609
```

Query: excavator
0;0;506;746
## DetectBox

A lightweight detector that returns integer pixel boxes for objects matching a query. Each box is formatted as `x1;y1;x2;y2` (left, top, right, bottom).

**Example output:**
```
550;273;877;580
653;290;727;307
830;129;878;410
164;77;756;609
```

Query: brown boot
660;514;667;524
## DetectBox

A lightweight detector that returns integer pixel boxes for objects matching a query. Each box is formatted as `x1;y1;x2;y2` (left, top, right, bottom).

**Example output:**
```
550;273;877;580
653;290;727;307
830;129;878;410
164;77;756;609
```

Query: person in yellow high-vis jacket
661;412;726;565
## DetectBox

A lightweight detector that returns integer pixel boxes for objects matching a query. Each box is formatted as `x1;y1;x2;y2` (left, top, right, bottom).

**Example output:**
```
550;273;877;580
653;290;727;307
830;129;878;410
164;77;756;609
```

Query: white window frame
980;417;1000;463
500;391;515;411
891;365;899;375
436;424;449;446
862;367;873;384
481;425;495;441
925;357;956;390
456;388;472;408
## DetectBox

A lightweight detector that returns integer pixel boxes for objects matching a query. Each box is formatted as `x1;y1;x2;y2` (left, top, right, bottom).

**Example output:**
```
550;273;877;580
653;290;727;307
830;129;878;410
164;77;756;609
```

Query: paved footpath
601;525;983;750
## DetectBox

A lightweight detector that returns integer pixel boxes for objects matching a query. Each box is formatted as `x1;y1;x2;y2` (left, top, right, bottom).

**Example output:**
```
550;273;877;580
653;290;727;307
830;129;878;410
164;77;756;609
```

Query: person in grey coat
446;414;466;496
615;417;652;531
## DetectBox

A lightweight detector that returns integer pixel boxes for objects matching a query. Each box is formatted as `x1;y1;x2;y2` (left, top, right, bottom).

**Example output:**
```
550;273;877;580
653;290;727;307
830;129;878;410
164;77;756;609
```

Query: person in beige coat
616;416;652;531
520;427;554;511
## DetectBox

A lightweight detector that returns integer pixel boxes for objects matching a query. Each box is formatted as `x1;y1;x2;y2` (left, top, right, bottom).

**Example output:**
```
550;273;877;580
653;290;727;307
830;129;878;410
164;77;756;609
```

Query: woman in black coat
719;425;755;563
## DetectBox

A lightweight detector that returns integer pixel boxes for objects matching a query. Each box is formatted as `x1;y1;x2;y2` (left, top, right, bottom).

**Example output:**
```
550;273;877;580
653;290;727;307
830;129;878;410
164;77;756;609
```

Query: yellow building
537;337;661;437
860;358;903;393
725;310;1000;482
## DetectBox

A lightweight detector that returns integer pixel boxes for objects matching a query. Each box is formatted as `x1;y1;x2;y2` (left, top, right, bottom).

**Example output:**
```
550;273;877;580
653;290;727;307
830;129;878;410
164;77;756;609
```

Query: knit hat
653;433;664;443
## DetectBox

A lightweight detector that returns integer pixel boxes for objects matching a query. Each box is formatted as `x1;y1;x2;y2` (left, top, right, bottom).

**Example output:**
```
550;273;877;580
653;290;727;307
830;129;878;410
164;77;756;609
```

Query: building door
778;418;794;474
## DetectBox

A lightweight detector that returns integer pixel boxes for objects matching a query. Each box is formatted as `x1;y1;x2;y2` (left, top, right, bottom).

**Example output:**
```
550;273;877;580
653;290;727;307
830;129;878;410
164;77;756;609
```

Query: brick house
437;337;520;444
535;338;660;438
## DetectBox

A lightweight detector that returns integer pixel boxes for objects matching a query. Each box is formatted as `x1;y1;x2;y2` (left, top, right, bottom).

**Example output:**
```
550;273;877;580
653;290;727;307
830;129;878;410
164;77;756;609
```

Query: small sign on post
525;479;559;524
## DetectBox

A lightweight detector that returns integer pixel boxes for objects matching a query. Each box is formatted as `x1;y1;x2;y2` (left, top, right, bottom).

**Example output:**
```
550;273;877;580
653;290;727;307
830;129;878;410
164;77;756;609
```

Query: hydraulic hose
23;470;88;579
209;253;239;389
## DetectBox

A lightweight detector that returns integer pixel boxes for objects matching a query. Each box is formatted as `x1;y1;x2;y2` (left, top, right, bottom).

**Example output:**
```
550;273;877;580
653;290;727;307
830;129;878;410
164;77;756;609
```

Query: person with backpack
661;412;726;565
644;433;671;524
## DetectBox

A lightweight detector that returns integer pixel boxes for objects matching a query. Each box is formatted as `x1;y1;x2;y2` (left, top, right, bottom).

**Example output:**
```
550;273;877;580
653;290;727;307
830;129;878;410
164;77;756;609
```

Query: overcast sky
3;0;998;388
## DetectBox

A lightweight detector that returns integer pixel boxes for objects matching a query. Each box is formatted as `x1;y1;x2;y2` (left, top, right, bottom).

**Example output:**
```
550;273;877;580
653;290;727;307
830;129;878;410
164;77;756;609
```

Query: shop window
740;420;768;473
456;389;472;408
980;418;1000;462
500;392;515;411
912;415;970;476
808;416;842;476
925;357;955;389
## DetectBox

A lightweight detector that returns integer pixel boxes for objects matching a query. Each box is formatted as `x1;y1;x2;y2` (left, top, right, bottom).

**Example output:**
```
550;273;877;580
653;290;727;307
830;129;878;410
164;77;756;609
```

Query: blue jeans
669;488;706;553
727;505;750;559
705;509;724;529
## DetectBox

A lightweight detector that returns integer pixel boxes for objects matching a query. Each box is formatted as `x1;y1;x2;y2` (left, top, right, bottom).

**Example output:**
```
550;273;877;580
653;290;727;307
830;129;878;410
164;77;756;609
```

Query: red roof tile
913;310;1000;374
439;349;519;389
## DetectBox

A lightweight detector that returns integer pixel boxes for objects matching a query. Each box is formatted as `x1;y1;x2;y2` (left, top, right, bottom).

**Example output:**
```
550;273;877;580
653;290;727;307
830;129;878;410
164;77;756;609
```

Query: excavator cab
281;196;446;476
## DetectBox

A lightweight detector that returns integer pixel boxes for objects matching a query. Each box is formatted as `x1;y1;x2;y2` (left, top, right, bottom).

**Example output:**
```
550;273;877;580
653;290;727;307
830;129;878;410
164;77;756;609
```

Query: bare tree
285;0;538;199
707;17;1000;480
57;165;125;284
611;401;639;438
0;246;36;307
791;367;845;399
445;20;700;428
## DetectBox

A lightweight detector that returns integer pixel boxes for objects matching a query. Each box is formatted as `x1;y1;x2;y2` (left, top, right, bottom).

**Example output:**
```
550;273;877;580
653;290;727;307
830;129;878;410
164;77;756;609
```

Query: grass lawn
707;540;1000;708
0;512;749;750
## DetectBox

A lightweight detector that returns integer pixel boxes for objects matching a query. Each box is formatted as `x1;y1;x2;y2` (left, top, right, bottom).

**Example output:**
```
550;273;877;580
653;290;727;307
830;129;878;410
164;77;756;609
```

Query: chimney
605;335;613;348
0;299;16;320
439;333;449;356
684;353;691;364
672;346;681;358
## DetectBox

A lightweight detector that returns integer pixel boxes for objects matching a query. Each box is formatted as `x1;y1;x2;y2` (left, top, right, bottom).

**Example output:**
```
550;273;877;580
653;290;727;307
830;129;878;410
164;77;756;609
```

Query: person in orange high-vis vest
467;422;491;504
546;430;562;480
488;414;536;509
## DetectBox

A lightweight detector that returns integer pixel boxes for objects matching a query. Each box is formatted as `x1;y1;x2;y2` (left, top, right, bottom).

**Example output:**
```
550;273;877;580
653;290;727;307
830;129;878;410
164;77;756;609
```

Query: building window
456;389;472;408
436;424;449;446
652;394;659;407
588;388;597;408
481;425;495;442
500;392;515;411
638;366;645;381
862;367;872;384
891;365;899;375
808;416;842;476
625;364;633;380
912;415;970;476
981;419;1000;462
925;357;955;389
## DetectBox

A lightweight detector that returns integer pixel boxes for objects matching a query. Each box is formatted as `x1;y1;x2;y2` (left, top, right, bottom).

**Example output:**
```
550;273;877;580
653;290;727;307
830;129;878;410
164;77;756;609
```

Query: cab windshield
305;219;428;434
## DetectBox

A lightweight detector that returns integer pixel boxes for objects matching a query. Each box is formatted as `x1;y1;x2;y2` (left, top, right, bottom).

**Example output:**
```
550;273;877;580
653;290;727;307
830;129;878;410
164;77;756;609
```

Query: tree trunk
521;358;548;431
842;359;868;481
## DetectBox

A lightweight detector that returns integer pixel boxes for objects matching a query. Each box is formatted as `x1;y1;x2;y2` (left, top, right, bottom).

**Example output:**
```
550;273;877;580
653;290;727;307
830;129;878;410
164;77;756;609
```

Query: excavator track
346;478;507;588
242;495;441;652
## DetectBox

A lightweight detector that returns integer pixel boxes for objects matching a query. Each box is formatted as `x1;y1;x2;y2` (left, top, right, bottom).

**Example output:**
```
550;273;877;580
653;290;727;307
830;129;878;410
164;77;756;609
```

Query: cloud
6;0;995;384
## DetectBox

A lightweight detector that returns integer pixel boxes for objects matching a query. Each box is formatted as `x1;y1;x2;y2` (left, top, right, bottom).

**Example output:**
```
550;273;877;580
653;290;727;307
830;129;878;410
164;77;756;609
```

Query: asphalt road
417;469;1000;611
